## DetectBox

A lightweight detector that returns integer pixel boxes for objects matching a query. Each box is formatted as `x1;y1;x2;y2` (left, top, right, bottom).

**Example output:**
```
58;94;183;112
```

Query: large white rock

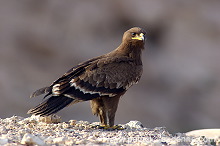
186;129;220;139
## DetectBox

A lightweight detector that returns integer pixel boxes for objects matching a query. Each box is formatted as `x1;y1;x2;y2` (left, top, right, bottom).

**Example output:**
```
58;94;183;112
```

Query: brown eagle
28;27;146;128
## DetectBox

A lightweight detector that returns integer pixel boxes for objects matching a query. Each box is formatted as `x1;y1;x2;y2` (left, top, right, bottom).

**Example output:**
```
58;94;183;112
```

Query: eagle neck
118;42;144;65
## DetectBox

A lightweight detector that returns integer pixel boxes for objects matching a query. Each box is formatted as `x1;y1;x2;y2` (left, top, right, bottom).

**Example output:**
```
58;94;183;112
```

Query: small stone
69;120;76;126
0;137;8;145
190;137;207;145
44;137;54;144
91;122;100;126
75;139;88;145
62;122;70;129
6;115;24;123
19;129;31;134
21;133;45;145
215;139;220;145
76;120;90;125
53;137;67;144
65;139;75;145
18;117;37;125
0;126;7;134
123;121;143;129
39;114;62;123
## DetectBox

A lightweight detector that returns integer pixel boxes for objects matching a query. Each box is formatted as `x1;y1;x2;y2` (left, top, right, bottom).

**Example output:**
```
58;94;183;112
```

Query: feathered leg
90;98;107;126
103;95;121;127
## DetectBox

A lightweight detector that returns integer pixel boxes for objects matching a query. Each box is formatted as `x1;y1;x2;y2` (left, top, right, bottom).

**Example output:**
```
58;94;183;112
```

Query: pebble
69;120;76;126
0;137;8;145
21;133;45;145
0;126;7;134
53;136;67;144
38;114;62;123
123;120;144;129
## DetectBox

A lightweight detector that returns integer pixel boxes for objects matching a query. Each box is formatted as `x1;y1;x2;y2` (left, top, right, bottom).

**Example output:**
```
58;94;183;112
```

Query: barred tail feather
27;95;74;116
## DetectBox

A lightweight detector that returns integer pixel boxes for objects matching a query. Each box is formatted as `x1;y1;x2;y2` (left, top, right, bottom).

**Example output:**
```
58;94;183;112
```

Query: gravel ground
0;115;218;145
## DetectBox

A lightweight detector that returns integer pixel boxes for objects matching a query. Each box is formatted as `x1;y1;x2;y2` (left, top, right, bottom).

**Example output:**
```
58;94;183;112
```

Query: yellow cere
132;33;144;40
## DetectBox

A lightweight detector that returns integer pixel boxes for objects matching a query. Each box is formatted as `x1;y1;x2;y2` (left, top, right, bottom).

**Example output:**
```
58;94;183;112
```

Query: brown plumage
28;27;146;127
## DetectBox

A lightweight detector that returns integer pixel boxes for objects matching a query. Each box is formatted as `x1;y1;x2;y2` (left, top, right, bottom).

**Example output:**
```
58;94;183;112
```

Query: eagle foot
92;125;124;130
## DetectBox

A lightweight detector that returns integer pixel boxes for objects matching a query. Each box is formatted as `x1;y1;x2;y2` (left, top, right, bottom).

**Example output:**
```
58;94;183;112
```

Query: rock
123;121;144;129
38;114;62;123
90;122;100;126
18;117;37;125
26;115;62;124
75;139;88;145
53;137;67;144
69;120;76;126
44;137;54;144
0;137;8;145
186;129;220;139
21;133;45;145
65;139;75;145
0;126;7;134
4;115;24;123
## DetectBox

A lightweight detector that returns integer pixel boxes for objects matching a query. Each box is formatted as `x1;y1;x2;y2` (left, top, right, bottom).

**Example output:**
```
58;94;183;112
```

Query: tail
27;95;74;116
30;87;52;98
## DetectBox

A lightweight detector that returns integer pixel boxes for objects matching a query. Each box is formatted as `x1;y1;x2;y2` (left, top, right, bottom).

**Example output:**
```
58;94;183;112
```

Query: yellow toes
92;125;124;130
110;125;124;130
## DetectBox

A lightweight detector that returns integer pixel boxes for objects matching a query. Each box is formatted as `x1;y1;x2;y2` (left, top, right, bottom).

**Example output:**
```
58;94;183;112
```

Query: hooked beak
132;33;145;41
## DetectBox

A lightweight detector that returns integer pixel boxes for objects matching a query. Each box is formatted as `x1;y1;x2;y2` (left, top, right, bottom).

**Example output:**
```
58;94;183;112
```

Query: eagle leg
90;98;107;126
103;95;121;127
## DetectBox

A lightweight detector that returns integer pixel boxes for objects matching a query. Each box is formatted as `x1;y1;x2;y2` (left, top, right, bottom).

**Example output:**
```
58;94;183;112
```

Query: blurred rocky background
1;0;220;133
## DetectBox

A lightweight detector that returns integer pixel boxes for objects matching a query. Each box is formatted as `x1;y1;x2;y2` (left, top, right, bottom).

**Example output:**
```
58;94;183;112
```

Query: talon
110;125;124;130
91;124;107;129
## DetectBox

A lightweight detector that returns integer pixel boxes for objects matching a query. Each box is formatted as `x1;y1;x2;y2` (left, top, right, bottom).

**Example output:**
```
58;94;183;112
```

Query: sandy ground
0;115;219;145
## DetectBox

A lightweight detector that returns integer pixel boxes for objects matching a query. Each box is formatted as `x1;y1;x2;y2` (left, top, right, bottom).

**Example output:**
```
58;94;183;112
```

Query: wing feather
30;87;52;98
30;55;139;102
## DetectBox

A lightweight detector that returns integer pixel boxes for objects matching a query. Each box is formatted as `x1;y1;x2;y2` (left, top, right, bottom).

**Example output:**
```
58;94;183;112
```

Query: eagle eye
131;32;136;36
